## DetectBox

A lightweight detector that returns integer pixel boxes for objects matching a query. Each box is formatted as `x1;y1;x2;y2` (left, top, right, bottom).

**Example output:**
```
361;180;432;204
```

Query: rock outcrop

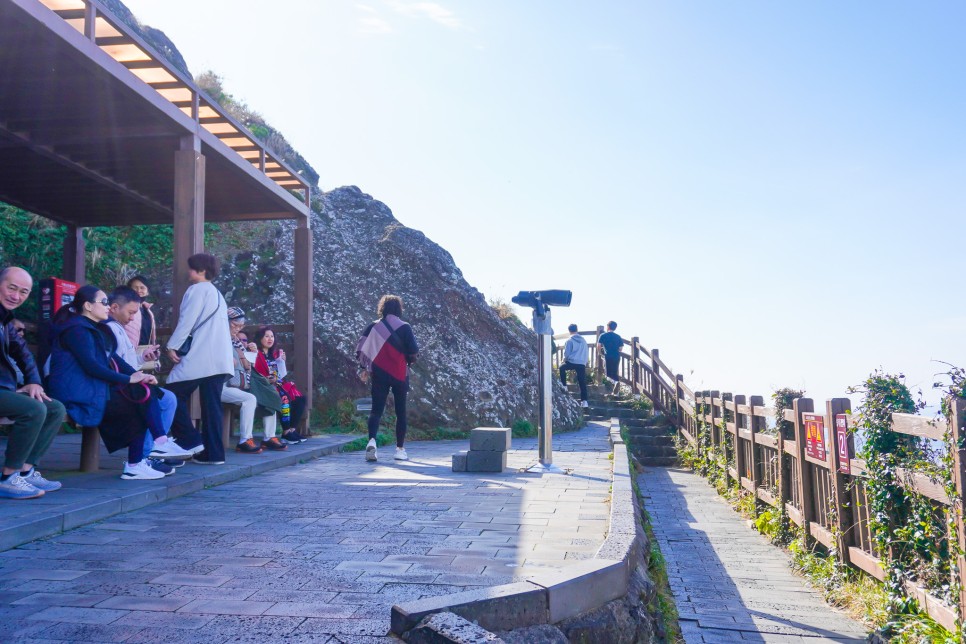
220;186;583;431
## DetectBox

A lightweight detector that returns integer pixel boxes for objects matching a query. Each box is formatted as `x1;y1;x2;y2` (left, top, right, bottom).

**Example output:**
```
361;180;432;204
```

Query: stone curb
0;436;355;552
390;417;641;636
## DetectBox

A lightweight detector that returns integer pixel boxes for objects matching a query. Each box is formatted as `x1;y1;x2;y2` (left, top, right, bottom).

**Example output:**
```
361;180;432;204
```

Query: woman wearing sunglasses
49;285;192;480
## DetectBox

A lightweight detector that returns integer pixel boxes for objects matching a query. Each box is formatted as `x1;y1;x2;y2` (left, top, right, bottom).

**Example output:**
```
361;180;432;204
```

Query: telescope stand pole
528;320;564;474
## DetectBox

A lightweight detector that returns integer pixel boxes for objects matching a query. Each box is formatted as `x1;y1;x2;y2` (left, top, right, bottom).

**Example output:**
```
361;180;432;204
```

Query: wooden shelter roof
0;0;310;227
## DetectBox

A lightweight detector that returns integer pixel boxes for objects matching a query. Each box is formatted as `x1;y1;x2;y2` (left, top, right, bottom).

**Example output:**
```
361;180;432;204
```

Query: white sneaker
394;447;408;461
365;439;377;462
580;400;589;408
21;468;62;492
148;440;193;460
121;460;165;480
0;473;44;499
175;440;206;456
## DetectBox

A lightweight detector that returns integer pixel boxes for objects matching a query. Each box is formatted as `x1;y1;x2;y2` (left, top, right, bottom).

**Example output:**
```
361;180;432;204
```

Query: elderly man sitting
0;267;66;499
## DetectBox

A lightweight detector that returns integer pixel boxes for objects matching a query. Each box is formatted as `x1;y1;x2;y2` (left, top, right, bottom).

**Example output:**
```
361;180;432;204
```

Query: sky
121;0;965;407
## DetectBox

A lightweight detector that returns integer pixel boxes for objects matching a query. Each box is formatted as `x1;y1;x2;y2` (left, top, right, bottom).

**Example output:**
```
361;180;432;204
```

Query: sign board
835;413;851;474
38;277;78;321
803;413;826;460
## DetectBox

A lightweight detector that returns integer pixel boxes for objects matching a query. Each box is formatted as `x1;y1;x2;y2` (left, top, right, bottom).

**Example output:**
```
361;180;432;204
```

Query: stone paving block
95;595;191;612
26;605;130;624
176;598;274;615
465;450;507;473
12;592;111;607
263;601;360;618
149;573;232;586
470;428;512;452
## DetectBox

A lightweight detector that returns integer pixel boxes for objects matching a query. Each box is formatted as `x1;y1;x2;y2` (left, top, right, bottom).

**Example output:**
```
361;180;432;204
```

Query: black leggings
368;373;408;447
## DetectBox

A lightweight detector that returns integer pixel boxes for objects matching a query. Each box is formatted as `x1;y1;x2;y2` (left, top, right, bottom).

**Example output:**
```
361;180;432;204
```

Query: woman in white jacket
165;253;234;465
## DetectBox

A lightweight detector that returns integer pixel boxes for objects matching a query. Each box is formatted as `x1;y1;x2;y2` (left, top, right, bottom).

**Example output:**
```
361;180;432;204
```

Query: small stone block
404;611;504;643
470;428;512;452
452;452;468;472
528;558;628;623
465;450;507;473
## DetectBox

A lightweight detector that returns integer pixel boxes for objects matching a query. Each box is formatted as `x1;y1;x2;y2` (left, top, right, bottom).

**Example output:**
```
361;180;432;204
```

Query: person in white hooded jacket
559;324;589;407
165;253;234;465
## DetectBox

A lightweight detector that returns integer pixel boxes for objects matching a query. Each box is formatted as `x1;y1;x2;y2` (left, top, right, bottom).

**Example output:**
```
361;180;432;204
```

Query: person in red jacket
355;295;419;462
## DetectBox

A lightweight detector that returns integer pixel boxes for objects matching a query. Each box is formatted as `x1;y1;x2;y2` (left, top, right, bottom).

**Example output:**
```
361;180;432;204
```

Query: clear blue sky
122;0;965;406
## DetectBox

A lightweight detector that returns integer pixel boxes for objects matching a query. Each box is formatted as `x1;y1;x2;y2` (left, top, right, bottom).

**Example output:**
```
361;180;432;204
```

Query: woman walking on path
165;254;234;465
355;294;419;462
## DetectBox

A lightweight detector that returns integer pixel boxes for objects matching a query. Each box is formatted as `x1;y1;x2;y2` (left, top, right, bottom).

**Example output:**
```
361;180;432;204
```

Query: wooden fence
550;329;966;631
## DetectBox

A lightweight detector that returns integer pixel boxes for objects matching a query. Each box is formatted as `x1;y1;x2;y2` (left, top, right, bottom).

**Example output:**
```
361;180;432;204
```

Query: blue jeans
142;387;176;455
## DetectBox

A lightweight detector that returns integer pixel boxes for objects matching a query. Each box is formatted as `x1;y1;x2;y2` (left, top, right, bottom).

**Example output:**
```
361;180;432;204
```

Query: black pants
368;372;408;447
605;355;620;381
559;362;588;401
167;375;226;461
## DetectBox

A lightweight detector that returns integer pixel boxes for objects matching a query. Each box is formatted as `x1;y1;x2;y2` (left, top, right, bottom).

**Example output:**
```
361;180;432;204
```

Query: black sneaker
282;430;305;444
146;458;175;477
191;451;226;465
163;458;187;468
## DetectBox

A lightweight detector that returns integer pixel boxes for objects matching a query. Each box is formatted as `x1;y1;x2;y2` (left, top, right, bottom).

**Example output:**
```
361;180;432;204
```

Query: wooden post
826;398;853;565
172;135;205;324
734;394;747;485
675;374;685;430
793;398;816;541
722;392;733;487
709;389;720;462
294;216;313;435
749;395;763;516
594;325;604;386
62;225;85;284
777;412;789;517
630;337;640;395
651;348;661;411
949;397;966;623
83;1;96;40
80;426;99;472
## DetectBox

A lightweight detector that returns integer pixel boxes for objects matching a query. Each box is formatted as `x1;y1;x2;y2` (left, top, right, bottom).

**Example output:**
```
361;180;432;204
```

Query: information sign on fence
804;413;826;460
835;414;851;474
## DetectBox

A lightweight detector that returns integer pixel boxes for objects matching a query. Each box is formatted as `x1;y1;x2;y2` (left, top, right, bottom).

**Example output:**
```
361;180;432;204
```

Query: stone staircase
571;384;678;466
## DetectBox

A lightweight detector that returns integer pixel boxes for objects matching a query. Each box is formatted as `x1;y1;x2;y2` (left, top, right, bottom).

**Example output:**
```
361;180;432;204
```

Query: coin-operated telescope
511;290;572;473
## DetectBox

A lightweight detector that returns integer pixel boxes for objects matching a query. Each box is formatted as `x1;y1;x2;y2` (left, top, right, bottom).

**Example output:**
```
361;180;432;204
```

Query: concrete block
528;558;629;623
391;581;548;635
466;450;507;473
470;428;512;452
404;611;504;643
452;452;468;472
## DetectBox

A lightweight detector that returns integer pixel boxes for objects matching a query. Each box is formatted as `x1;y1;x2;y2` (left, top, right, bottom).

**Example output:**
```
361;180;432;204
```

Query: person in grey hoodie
559;324;589;408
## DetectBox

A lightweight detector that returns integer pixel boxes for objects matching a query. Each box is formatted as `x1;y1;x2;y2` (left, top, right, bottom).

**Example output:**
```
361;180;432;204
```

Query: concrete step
637;456;679;467
630;445;678;458
627;435;675;447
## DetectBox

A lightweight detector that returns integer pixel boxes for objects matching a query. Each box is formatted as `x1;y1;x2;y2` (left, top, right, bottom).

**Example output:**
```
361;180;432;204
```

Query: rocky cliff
218;187;582;431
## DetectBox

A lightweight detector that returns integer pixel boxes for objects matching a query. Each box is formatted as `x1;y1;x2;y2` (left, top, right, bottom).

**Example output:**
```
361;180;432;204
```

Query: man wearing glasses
0;267;66;499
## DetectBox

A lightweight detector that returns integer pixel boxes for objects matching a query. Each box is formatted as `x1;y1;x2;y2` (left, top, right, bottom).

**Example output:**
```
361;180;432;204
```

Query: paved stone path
0;423;612;642
0;433;355;550
639;467;868;643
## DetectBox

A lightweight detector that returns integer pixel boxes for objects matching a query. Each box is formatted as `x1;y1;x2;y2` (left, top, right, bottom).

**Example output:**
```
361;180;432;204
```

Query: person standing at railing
598;320;624;396
559;324;589;408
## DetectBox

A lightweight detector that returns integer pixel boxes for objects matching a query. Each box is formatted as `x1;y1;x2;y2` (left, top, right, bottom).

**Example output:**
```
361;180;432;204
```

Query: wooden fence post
749;395;764;514
826;398;853;565
793;398;816;542
676;374;686;430
734;394;747;487
651;349;661;411
595;325;604;386
709;390;720;469
949;397;966;624
631;337;640;395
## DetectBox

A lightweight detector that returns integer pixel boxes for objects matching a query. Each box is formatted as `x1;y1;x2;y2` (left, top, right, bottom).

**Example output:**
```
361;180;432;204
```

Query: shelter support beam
172;138;205;320
62;225;85;284
294;215;314;434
